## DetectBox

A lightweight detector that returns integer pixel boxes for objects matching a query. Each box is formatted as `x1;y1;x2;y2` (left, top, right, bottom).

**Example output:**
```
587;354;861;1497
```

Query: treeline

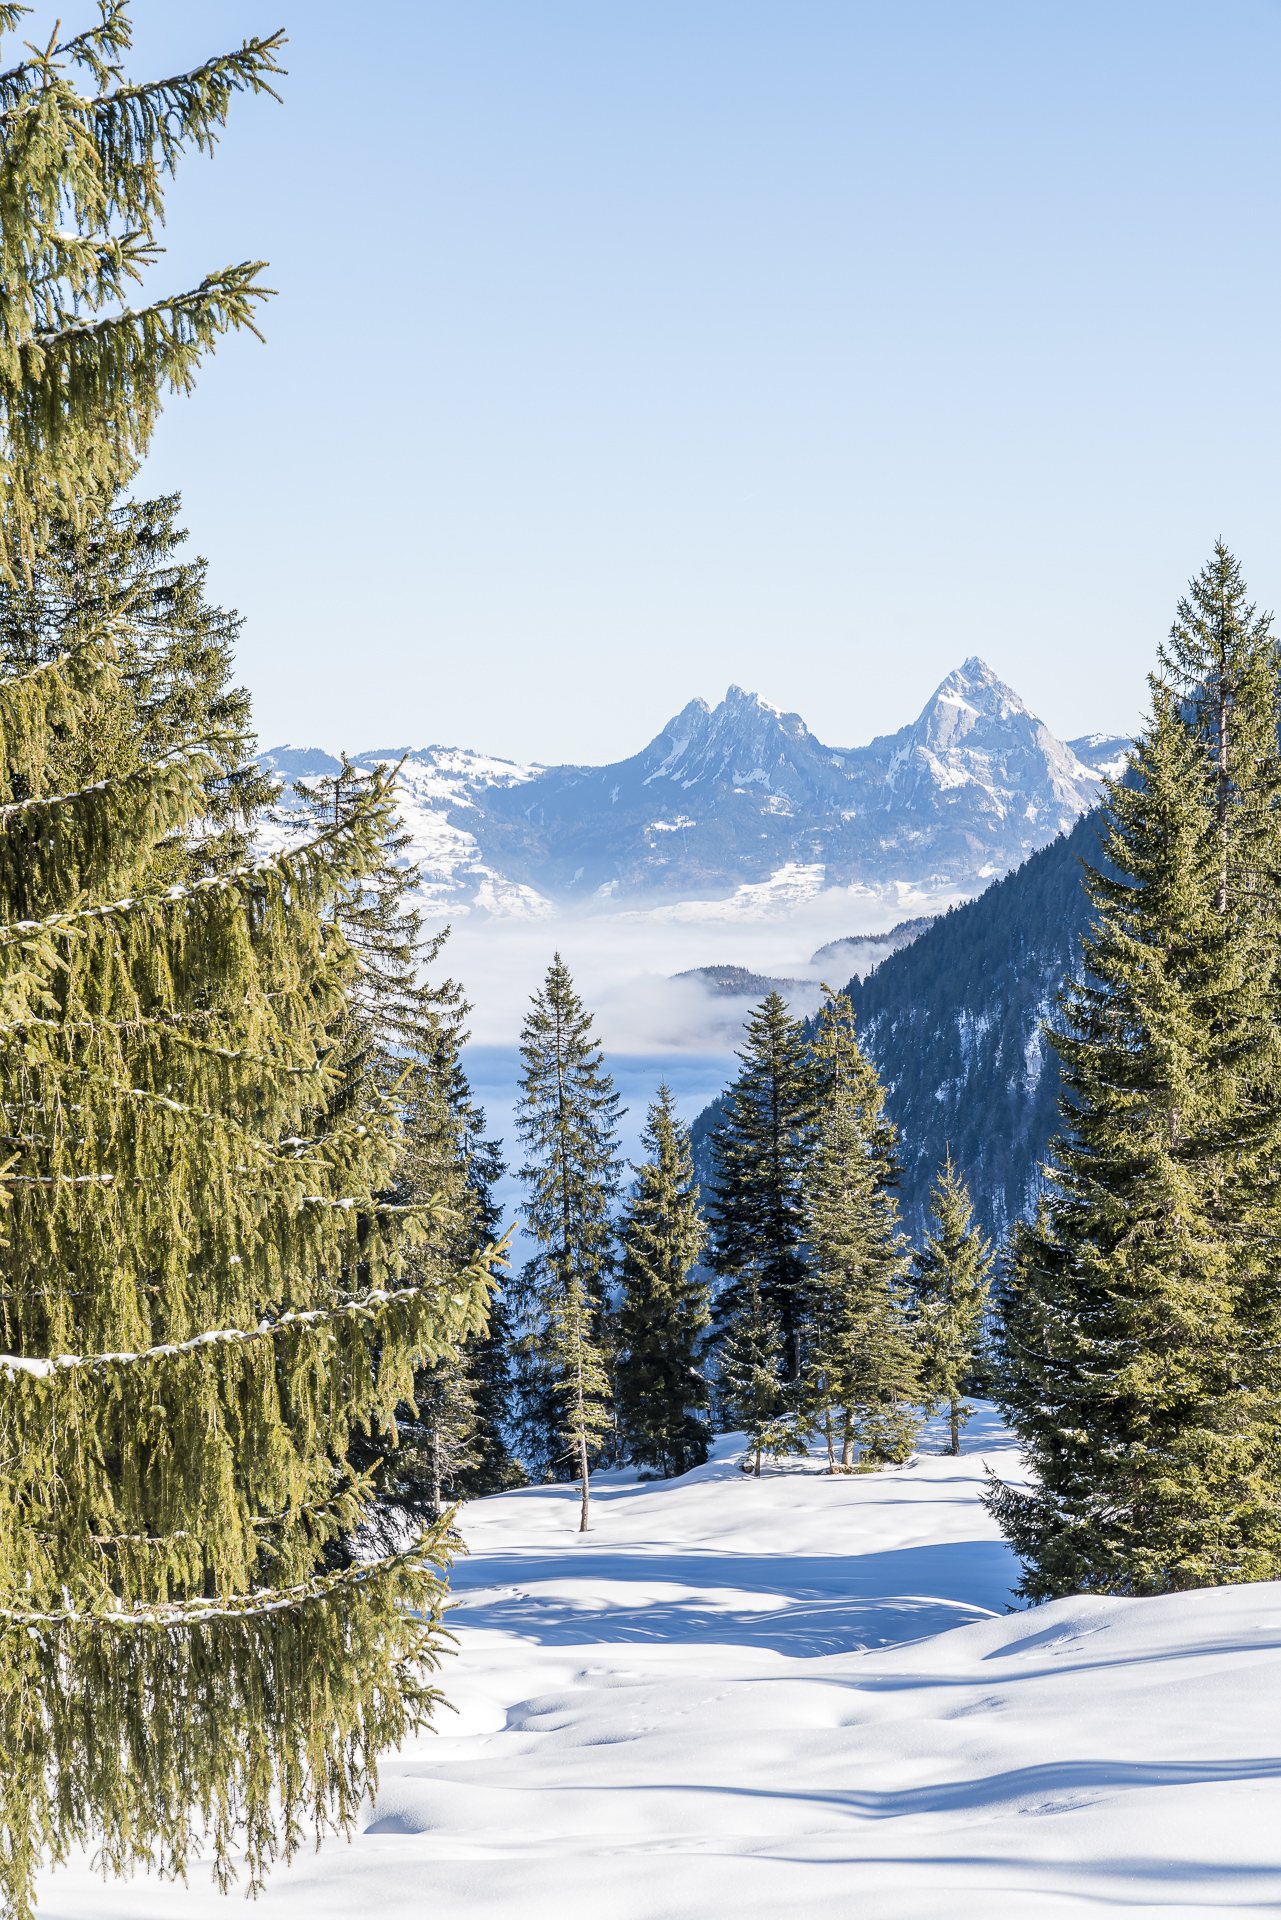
481;959;994;1520
485;542;1281;1618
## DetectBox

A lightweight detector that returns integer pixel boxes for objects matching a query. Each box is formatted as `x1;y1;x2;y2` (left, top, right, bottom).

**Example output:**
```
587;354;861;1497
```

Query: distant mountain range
258;660;1130;917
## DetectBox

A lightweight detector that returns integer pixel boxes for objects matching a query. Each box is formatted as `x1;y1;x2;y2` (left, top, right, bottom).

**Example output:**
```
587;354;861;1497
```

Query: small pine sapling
548;1278;614;1530
913;1151;995;1454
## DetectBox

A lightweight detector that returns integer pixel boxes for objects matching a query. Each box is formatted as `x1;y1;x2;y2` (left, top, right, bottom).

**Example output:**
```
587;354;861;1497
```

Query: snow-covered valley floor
40;1406;1281;1918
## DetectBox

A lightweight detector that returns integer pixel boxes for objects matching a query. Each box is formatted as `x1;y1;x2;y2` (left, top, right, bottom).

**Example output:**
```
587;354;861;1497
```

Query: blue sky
27;1;1281;763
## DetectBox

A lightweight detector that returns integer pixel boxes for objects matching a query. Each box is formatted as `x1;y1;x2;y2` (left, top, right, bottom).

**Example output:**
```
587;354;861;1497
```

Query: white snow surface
43;1405;1281;1918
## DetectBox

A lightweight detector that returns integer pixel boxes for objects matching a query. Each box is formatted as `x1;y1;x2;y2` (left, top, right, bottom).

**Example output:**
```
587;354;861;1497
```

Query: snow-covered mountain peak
258;663;1112;919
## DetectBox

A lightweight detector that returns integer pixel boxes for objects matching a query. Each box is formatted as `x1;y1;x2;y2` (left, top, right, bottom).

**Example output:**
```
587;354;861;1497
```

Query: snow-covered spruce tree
718;1275;790;1477
708;991;816;1380
0;492;274;880
914;1152;994;1455
0;628;500;1918
512;954;622;1480
616;1085;711;1478
798;989;920;1471
290;754;517;1534
991;550;1281;1598
0;5;284;583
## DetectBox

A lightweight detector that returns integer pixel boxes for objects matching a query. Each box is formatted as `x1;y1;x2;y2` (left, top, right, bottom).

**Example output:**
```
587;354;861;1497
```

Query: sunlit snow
40;1405;1281;1918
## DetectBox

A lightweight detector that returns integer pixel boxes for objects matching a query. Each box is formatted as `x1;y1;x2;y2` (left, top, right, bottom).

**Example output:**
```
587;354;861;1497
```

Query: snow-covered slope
41;1406;1281;1919
257;662;1112;920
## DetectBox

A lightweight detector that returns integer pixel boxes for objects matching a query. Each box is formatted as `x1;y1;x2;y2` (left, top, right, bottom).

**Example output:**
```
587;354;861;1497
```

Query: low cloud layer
440;879;965;1053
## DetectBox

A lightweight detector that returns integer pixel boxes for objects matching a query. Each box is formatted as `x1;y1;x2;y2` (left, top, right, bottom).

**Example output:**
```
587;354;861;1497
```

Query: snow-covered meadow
40;1406;1281;1918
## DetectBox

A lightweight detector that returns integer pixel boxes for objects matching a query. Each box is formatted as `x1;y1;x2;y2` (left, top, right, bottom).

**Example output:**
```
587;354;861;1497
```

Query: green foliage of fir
914;1152;994;1454
616;1085;711;1478
718;1274;790;1477
0;6;284;581
0;491;274;882
798;989;921;1472
512;953;621;1479
991;546;1281;1600
707;990;815;1378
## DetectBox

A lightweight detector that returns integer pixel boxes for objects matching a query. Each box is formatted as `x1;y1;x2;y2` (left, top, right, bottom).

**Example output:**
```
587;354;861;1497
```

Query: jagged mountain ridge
259;660;1120;915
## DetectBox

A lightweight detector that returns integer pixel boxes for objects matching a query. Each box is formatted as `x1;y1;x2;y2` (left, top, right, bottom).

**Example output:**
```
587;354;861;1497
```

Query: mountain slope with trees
688;811;1102;1246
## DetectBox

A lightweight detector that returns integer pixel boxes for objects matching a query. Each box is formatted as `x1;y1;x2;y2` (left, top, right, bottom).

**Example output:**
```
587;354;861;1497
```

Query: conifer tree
798;990;920;1471
708;991;815;1379
914;1152;994;1454
547;1277;613;1529
512;954;622;1478
991;548;1281;1598
0;14;502;1910
616;1085;711;1477
718;1276;790;1476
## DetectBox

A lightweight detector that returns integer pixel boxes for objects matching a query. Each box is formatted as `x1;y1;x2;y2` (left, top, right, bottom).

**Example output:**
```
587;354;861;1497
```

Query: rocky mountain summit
259;660;1120;917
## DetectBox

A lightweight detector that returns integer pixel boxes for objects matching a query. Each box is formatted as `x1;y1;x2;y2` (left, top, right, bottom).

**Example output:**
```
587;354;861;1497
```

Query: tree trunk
949;1395;960;1456
579;1429;590;1532
432;1430;441;1518
754;1443;761;1477
823;1405;836;1474
841;1410;855;1471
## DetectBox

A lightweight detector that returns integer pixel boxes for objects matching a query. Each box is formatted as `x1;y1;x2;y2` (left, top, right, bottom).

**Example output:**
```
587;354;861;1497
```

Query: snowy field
39;1406;1281;1918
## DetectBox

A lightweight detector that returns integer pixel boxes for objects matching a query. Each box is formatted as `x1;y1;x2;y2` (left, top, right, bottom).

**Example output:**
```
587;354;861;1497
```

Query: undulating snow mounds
39;1407;1281;1918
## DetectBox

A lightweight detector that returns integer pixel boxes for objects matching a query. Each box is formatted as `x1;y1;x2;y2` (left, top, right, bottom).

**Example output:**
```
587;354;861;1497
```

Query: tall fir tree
913;1152;994;1454
798;989;921;1471
991;548;1281;1599
512;954;622;1479
708;991;816;1380
0;14;499;1911
616;1085;711;1478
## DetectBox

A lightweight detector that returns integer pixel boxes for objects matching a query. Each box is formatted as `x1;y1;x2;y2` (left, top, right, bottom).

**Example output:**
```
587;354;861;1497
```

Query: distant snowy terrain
256;660;1125;926
42;1406;1281;1919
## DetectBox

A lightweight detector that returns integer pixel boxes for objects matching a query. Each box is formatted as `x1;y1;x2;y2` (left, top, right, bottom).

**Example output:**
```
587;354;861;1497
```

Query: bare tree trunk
841;1410;855;1471
823;1405;836;1474
753;1443;761;1477
579;1429;590;1532
949;1395;960;1456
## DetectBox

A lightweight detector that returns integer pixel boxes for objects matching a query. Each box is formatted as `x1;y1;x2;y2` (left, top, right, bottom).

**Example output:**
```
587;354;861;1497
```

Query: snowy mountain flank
43;1406;1281;1918
258;660;1122;919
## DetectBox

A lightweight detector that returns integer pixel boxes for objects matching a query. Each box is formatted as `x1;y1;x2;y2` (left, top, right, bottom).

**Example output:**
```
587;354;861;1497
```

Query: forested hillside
842;810;1104;1239
690;810;1104;1243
